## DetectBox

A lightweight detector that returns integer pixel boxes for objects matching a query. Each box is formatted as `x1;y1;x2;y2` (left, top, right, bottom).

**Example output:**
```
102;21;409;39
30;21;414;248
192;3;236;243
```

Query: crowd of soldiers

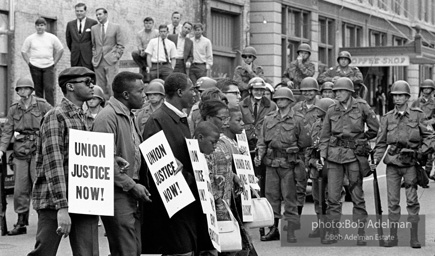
1;23;434;255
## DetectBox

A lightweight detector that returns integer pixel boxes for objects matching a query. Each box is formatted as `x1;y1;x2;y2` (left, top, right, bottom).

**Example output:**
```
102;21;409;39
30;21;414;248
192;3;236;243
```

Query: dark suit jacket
91;22;125;67
167;34;193;64
66;18;98;68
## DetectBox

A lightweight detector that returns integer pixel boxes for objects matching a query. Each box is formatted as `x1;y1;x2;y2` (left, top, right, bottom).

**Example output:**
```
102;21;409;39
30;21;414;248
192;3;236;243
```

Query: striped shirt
32;98;94;210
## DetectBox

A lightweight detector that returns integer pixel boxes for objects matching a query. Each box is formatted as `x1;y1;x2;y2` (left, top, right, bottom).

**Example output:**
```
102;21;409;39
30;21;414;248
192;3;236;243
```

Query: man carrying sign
141;73;213;255
93;71;151;256
29;67;98;256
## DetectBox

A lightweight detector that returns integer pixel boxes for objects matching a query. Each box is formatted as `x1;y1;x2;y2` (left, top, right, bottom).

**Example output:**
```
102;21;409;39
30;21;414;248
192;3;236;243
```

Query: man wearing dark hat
29;67;99;255
0;78;51;236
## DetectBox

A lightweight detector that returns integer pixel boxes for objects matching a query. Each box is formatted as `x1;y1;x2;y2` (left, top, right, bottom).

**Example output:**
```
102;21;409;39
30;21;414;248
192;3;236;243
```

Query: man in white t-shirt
21;17;64;106
145;25;177;81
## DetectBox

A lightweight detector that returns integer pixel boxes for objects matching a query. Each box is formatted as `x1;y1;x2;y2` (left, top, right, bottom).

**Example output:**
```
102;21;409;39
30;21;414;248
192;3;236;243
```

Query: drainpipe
9;0;14;32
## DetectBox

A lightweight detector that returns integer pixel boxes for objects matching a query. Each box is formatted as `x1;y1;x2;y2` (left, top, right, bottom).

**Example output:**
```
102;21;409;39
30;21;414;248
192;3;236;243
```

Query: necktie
101;24;105;41
162;39;170;63
79;21;82;34
254;102;258;120
173;26;176;34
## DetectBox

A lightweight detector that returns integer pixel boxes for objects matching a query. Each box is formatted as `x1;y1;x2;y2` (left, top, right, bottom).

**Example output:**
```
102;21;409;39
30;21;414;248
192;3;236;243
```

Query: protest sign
233;154;254;222
185;139;220;251
236;130;260;190
140;131;195;218
68;129;114;216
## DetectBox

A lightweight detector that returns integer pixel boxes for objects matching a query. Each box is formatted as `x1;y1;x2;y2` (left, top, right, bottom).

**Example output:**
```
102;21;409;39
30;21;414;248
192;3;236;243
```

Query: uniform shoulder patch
352;66;360;70
35;97;49;103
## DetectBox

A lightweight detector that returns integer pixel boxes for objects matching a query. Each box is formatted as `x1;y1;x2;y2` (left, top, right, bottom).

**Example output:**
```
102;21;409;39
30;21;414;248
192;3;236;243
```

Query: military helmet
337;51;352;63
333;77;354;92
150;78;165;86
15;77;34;91
265;83;274;93
273;87;295;102
248;77;266;90
92;85;105;102
241;46;257;58
297;43;312;55
197;77;217;92
314;98;336;113
420;79;435;90
146;80;165;96
320;82;334;91
300;77;319;91
391;80;411;96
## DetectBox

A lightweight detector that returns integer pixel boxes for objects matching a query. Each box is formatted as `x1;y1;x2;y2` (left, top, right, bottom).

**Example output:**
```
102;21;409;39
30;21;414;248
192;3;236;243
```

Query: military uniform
318;65;363;85
233;63;264;99
319;97;379;224
136;102;160;134
283;59;315;89
411;96;435;126
0;96;51;224
257;109;311;226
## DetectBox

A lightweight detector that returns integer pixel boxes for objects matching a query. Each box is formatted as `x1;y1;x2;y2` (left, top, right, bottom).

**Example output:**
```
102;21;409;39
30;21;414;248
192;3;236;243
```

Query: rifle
0;153;7;236
318;160;327;242
370;150;384;246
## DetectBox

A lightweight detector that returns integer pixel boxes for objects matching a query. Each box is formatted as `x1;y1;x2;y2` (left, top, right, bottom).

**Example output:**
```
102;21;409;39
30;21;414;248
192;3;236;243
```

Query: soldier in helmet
282;43;315;89
318;51;363;86
293;77;320;216
137;79;165;134
373;80;433;249
305;98;335;239
319;77;379;245
411;79;435;128
0;78;52;235
254;87;311;243
320;82;335;99
85;85;106;118
233;46;265;99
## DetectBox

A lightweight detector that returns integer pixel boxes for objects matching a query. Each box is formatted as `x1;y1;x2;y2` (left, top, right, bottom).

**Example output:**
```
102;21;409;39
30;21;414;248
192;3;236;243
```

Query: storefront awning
341;32;435;66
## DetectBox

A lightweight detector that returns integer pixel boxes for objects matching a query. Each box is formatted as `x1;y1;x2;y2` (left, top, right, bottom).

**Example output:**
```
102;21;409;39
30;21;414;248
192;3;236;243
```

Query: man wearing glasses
29;67;99;256
234;46;265;99
216;78;242;108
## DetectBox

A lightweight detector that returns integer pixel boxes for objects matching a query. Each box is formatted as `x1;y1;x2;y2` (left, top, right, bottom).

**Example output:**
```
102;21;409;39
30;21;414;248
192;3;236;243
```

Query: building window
369;30;387;46
342;23;362;47
0;11;9;117
318;16;335;72
378;0;387;10
368;0;373;5
424;0;430;22
392;0;401;15
418;0;423;20
393;36;407;46
281;6;310;75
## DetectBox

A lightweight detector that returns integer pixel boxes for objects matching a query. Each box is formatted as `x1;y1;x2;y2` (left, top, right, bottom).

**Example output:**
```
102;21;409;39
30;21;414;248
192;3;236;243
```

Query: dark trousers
29;63;55;106
189;63;207;85
102;188;141;256
174;59;187;74
150;63;173;81
131;50;151;82
28;209;99;256
12;157;36;213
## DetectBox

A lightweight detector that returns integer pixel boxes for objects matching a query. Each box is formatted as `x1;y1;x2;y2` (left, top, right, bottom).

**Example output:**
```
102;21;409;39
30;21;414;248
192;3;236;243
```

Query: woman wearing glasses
233;46;265;99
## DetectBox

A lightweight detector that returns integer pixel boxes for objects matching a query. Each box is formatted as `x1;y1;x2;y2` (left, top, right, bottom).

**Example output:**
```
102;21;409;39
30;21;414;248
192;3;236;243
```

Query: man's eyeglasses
214;115;230;122
242;55;254;59
225;91;240;95
68;78;93;87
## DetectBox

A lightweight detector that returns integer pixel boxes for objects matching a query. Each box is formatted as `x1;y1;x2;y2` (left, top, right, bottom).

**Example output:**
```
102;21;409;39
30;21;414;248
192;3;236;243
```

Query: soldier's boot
261;218;280;241
356;227;367;246
0;215;7;236
321;222;338;244
410;222;421;249
22;211;29;226
384;225;398;247
294;206;303;230
287;221;297;243
8;213;27;236
259;227;265;237
308;217;321;238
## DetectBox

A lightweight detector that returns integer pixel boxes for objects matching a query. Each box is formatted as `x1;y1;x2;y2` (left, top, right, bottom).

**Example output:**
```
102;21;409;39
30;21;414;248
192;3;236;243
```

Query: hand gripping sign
140;131;195;218
68;129;114;216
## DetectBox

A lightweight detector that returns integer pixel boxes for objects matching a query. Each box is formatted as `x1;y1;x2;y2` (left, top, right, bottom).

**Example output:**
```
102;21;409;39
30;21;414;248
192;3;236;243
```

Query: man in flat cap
0;78;51;236
28;67;99;256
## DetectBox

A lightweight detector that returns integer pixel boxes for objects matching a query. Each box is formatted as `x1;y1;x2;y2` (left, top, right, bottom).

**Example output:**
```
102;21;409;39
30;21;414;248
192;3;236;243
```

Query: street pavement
1;161;435;256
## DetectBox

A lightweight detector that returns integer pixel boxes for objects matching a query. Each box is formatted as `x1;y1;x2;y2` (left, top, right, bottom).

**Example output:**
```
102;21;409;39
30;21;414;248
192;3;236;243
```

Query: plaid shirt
32;98;93;210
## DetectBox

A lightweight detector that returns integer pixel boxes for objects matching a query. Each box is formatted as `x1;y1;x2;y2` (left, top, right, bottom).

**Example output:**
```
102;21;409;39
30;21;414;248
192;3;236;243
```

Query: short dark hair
216;78;239;93
35;17;47;25
75;3;87;10
194;121;219;139
172;11;181;17
183;21;193;27
158;24;168;31
193;23;204;30
199;99;228;121
112;72;143;96
200;88;225;102
143;17;154;23
164;73;190;98
96;8;107;14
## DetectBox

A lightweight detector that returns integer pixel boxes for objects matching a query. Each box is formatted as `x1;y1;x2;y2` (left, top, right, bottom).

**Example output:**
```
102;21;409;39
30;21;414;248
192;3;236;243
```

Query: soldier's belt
336;139;356;149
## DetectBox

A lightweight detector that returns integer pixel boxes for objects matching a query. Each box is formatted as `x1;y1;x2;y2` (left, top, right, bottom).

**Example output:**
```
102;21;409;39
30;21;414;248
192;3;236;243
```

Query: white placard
233;154;254;222
236;130;260;191
68;129;114;216
185;138;220;251
140;131;195;218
